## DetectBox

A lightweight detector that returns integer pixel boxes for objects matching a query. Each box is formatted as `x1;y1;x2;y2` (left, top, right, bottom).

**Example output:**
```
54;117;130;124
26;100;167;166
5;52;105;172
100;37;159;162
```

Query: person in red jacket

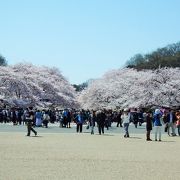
176;111;180;136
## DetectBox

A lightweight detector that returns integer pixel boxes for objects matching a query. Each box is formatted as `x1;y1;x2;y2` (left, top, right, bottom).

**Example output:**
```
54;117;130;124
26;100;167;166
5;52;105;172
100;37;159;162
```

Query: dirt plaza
0;130;180;180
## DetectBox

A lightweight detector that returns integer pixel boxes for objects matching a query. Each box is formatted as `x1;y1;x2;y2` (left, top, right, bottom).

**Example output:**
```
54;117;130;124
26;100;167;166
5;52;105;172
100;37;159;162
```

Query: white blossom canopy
0;63;79;108
77;68;180;109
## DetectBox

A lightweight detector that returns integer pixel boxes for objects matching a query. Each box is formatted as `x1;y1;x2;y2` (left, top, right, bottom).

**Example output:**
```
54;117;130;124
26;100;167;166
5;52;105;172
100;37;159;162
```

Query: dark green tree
126;54;145;68
126;42;180;70
0;54;7;66
73;81;89;92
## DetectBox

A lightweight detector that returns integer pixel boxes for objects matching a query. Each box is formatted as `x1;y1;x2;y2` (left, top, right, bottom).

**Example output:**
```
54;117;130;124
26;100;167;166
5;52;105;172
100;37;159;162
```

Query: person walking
26;110;37;136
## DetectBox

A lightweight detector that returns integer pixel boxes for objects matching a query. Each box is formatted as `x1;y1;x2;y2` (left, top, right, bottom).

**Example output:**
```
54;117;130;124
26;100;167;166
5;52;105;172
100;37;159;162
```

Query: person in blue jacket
153;109;163;141
75;111;84;133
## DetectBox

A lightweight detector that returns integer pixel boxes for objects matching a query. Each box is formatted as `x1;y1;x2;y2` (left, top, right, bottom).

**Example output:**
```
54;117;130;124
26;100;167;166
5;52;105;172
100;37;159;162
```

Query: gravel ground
0;128;180;180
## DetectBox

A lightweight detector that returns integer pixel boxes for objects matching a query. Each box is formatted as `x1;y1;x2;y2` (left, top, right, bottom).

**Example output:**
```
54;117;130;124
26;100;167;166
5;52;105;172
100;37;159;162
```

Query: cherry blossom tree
77;68;180;109
0;63;79;108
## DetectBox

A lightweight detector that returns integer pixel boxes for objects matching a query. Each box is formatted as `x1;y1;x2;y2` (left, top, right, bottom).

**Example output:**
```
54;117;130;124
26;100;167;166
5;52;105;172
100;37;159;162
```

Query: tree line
126;42;180;70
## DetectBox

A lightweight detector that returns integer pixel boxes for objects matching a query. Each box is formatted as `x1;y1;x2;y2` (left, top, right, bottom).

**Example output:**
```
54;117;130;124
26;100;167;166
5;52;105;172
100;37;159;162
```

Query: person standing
138;109;143;126
176;111;180;136
26;110;37;136
116;110;122;127
105;110;111;130
75;111;84;133
153;109;162;141
133;108;139;128
121;108;130;138
11;109;17;125
17;109;23;125
66;110;72;128
89;110;96;135
96;110;106;135
62;109;68;128
166;109;177;136
146;111;152;141
43;111;50;128
35;110;42;127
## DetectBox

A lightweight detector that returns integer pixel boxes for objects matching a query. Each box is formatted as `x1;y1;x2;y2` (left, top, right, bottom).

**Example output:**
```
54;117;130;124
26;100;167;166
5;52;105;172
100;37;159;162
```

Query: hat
123;108;129;112
155;109;161;114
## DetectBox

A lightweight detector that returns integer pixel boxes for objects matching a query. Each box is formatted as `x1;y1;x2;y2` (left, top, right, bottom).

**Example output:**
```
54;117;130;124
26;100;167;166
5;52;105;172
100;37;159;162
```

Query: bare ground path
0;131;180;180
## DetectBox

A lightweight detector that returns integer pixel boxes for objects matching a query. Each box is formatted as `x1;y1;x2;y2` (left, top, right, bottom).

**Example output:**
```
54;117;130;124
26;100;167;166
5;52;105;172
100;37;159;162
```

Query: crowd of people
0;107;180;140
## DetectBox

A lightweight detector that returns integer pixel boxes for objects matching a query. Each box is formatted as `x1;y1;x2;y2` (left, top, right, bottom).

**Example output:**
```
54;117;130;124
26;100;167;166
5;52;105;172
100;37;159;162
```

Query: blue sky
1;0;180;84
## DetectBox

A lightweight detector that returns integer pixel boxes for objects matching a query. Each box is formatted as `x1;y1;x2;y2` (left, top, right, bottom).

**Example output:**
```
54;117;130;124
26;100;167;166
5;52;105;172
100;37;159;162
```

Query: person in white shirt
121;108;130;138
